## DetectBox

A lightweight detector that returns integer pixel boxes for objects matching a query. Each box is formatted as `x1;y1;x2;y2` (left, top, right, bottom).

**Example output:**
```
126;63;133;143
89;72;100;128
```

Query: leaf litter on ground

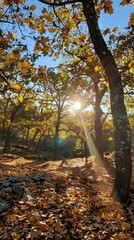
0;150;134;240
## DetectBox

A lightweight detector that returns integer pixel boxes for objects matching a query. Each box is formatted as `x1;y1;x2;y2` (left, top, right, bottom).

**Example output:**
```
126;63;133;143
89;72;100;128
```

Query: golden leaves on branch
101;0;114;14
120;0;132;6
30;5;36;11
113;27;119;33
1;0;26;6
128;12;134;26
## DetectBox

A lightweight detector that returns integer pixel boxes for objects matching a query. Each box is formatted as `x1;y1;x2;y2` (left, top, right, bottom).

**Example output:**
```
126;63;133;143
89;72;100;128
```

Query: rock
0;179;10;187
7;175;19;183
24;176;33;185
0;174;45;199
0;198;10;213
12;182;26;198
0;187;12;194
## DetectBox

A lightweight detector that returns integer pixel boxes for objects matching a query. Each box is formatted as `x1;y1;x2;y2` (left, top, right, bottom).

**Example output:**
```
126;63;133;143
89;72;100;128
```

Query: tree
65;56;108;158
41;69;70;160
36;0;132;203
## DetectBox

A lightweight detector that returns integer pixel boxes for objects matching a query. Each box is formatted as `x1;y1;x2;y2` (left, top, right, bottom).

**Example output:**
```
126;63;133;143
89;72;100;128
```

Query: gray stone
7;175;19;183
24;176;33;185
0;187;12;194
0;198;10;213
12;182;26;197
0;180;10;187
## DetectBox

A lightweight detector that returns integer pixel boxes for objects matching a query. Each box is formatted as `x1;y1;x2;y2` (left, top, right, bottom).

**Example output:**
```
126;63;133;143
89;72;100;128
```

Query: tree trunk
3;126;11;153
94;104;103;158
3;104;22;153
53;111;60;160
93;77;106;158
82;0;132;202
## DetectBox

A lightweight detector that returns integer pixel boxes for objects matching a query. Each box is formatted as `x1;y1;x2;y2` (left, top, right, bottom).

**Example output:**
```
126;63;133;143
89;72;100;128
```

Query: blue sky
26;0;133;68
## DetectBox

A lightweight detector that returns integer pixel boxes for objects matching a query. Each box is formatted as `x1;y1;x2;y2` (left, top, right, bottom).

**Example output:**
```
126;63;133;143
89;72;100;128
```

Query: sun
73;101;81;110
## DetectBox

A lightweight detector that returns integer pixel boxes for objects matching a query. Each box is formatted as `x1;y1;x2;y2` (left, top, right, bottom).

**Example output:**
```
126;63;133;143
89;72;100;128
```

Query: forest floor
0;146;134;240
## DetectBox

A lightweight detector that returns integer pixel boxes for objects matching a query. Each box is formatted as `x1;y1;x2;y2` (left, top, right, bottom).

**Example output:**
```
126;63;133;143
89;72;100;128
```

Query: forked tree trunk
82;0;132;202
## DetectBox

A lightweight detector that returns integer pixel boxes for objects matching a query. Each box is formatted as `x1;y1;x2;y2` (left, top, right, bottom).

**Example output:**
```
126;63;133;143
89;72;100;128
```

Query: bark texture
82;0;132;202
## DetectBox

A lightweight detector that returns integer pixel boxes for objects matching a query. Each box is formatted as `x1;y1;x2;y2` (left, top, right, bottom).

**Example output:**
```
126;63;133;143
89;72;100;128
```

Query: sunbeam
79;113;102;165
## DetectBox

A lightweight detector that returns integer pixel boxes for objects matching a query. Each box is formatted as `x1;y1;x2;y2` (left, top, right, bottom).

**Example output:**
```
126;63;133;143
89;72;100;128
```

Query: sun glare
73;101;81;110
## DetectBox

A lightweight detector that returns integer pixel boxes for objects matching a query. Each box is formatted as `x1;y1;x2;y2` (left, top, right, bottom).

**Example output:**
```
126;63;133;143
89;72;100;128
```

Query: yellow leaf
101;212;106;219
9;80;13;86
105;82;109;88
64;11;69;18
18;95;23;103
23;59;30;68
73;38;79;44
132;1;134;6
8;53;16;60
13;84;21;91
108;137;113;141
30;4;36;11
113;27;119;33
38;24;45;34
68;19;75;30
94;66;100;72
130;67;134;74
116;212;121;219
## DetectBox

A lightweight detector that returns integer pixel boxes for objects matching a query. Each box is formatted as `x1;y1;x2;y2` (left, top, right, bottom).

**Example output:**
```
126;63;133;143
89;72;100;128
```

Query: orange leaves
30;5;36;11
113;27;119;33
44;13;54;22
6;31;14;40
0;158;134;240
120;0;132;5
67;19;76;31
37;22;46;34
103;28;110;35
1;0;24;6
103;0;114;14
128;12;134;25
9;80;21;92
